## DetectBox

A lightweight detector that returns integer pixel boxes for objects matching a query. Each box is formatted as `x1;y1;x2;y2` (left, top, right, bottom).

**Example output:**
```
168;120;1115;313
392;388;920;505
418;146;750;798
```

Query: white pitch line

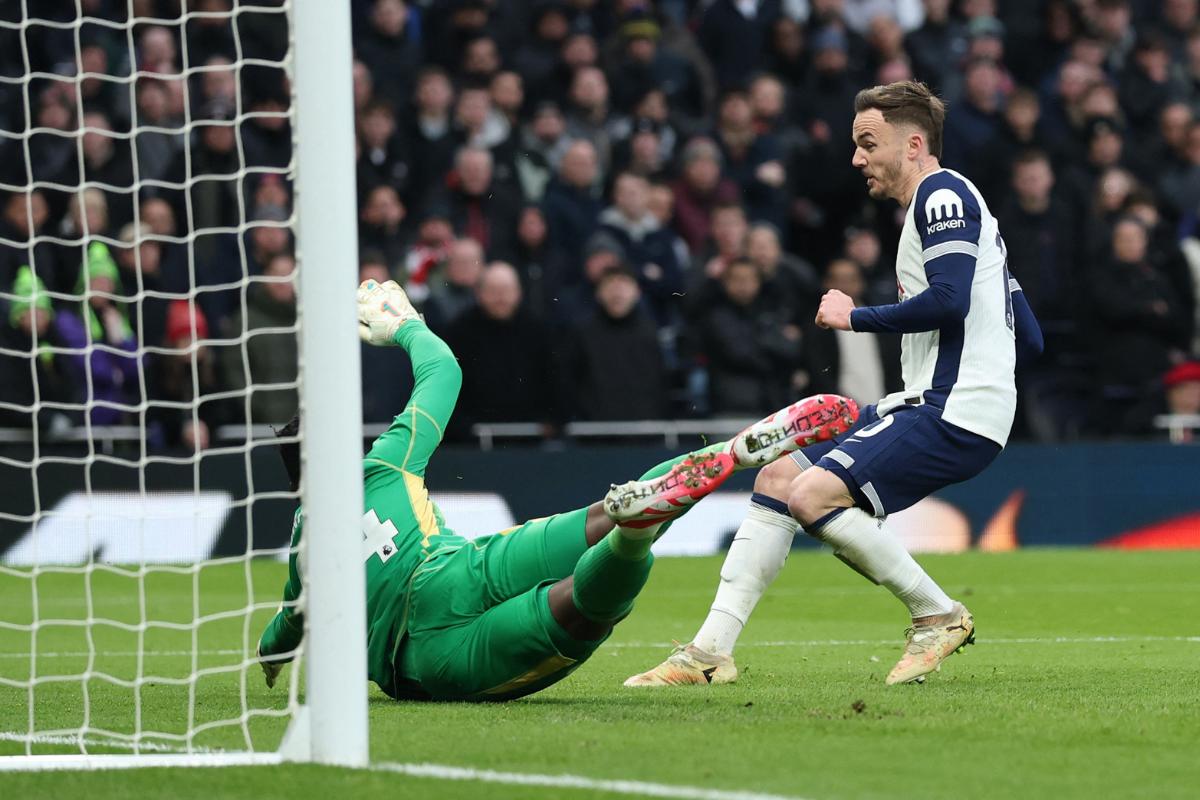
0;734;813;800
375;761;811;800
0;731;222;755
1;636;1197;661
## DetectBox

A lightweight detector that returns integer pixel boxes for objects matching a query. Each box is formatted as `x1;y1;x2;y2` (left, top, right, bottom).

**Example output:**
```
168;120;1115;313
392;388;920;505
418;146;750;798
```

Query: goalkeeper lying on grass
256;279;857;701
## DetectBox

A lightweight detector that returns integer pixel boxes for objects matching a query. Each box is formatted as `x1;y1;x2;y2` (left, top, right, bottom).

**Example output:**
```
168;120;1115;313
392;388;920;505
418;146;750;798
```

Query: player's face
851;109;906;200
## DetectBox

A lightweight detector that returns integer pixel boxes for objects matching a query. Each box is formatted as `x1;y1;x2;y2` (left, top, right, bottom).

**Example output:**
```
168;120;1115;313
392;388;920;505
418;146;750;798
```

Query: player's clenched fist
815;289;856;331
357;279;421;345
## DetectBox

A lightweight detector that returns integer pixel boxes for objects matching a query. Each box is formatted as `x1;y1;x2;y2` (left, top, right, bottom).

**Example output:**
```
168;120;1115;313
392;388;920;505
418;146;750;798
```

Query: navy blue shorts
789;404;1001;517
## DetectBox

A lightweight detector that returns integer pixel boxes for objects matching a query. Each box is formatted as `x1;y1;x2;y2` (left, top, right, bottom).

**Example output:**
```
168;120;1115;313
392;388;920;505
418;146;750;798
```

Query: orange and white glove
356;279;420;346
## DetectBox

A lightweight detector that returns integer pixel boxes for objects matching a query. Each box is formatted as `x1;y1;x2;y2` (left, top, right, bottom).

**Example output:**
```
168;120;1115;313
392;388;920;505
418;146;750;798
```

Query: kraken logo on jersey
924;188;966;234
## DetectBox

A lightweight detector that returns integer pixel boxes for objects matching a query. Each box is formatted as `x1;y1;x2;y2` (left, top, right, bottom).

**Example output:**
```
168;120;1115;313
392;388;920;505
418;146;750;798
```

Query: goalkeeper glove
357;279;421;346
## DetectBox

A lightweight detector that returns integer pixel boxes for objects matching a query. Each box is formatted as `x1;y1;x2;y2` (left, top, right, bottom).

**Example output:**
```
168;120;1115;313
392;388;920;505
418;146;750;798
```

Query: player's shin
809;507;953;619
693;495;795;655
571;525;658;623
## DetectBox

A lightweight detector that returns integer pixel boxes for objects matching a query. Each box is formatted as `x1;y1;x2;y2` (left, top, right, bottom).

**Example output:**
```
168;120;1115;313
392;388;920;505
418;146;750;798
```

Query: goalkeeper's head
275;414;301;492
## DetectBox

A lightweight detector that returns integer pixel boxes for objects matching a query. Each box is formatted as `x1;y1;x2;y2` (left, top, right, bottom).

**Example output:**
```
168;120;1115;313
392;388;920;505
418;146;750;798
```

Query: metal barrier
2;414;1197;449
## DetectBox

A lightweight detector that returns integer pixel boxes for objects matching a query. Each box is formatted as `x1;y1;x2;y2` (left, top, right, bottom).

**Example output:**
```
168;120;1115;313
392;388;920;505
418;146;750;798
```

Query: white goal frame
0;1;367;771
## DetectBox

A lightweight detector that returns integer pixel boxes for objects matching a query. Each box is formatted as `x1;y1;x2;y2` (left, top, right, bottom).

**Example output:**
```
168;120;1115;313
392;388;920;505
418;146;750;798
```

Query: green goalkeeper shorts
387;506;606;702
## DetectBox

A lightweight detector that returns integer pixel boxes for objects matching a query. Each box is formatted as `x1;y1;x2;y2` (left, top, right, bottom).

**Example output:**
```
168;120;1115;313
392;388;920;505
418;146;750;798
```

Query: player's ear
906;129;924;160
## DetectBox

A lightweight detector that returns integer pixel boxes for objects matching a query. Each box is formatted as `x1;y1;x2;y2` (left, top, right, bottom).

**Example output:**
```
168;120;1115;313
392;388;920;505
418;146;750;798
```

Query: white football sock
693;501;796;655
812;507;953;619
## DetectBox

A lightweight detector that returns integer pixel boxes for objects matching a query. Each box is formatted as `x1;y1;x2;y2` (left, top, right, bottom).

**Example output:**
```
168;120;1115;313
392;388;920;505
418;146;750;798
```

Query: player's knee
753;456;800;501
787;469;836;529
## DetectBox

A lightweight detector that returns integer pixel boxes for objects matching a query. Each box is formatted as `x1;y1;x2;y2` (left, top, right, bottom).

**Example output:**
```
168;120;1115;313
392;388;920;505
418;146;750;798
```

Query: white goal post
0;0;366;771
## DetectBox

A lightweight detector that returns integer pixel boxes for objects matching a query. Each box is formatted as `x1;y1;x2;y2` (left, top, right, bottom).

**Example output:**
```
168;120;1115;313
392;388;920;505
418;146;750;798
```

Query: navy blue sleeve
850;172;981;334
1010;276;1044;368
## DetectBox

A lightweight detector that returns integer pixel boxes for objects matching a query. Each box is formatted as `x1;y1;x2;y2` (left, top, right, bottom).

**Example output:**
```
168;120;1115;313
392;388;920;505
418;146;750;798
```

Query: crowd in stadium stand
1;0;1200;448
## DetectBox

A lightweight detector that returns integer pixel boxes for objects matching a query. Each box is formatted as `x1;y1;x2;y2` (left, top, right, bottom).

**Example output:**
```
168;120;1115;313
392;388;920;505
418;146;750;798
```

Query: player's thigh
789;404;880;471
409;581;604;702
472;506;592;604
815;407;999;517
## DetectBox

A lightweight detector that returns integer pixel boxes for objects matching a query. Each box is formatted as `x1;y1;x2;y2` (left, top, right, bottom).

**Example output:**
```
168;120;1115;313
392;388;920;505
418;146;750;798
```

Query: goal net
0;1;365;769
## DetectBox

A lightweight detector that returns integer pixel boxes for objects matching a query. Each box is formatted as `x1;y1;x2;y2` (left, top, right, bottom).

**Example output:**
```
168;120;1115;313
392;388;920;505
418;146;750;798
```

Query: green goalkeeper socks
571;528;655;624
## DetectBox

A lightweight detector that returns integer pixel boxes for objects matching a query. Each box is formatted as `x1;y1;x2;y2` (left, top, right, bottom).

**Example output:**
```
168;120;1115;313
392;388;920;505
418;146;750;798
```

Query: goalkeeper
256;280;856;701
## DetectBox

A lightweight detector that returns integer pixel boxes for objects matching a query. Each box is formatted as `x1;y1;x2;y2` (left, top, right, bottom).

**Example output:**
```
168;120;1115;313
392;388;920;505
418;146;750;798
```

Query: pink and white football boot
604;450;736;529
730;394;859;468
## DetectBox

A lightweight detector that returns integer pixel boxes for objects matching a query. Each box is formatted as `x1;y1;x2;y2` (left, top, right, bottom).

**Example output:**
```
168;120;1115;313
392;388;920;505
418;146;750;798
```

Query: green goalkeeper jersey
350;321;465;694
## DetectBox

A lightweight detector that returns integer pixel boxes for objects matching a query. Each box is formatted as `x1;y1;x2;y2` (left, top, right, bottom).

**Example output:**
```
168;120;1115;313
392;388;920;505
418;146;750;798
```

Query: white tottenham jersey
877;168;1017;447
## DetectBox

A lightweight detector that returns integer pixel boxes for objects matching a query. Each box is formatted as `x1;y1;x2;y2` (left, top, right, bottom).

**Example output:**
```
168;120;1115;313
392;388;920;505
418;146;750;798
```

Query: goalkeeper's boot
730;394;860;468
257;606;303;689
623;643;738;687
605;451;735;529
885;601;975;685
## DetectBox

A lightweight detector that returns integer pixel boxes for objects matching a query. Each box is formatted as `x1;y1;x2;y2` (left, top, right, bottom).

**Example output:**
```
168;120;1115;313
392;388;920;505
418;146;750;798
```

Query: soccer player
627;80;1045;687
256;279;857;701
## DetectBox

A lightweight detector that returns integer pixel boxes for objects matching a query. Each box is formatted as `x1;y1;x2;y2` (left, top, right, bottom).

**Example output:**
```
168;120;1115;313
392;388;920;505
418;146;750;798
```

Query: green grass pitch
3;549;1199;799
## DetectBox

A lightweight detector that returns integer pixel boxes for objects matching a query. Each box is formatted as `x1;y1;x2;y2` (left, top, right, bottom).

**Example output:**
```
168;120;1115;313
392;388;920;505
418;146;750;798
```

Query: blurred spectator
54;242;140;425
513;2;571;106
1090;216;1191;434
1163;361;1200;440
1119;32;1187;141
671;137;739;256
241;77;292;170
514;101;572;202
542;139;603;272
511;205;570;321
695;202;749;294
220;252;298;426
610;12;705;124
763;16;808;85
696;257;798;416
940;58;1003;176
556;232;629;323
53;188;111;298
713;89;787;227
358;101;408;197
162;103;241;232
402;67;458;207
975;87;1050;204
445;262;558;437
133;79;183;182
402;206;454;303
112;222;171;348
0;190;56;294
424;238;484;332
746;222;821;322
565;66;615;172
563;265;667;421
82;111;136;232
698;0;781;89
905;0;963;92
597;171;684;327
843;225;897;306
998;151;1081;358
0;267;68;430
453;84;509;154
359;184;408;273
804;258;902;405
432;146;521;261
356;0;421;110
147;300;231;451
1159;120;1200;220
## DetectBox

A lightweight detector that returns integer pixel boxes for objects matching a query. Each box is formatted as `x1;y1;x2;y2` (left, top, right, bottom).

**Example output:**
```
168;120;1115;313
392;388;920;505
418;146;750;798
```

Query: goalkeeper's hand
357;279;421;346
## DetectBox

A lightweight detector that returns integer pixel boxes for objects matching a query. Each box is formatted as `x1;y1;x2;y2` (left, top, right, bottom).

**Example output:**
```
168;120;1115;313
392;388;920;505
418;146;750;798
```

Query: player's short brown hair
854;81;946;159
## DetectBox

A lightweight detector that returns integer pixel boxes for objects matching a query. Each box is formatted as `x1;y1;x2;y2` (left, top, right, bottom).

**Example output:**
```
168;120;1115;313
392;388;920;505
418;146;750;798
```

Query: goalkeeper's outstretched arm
359;280;462;477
